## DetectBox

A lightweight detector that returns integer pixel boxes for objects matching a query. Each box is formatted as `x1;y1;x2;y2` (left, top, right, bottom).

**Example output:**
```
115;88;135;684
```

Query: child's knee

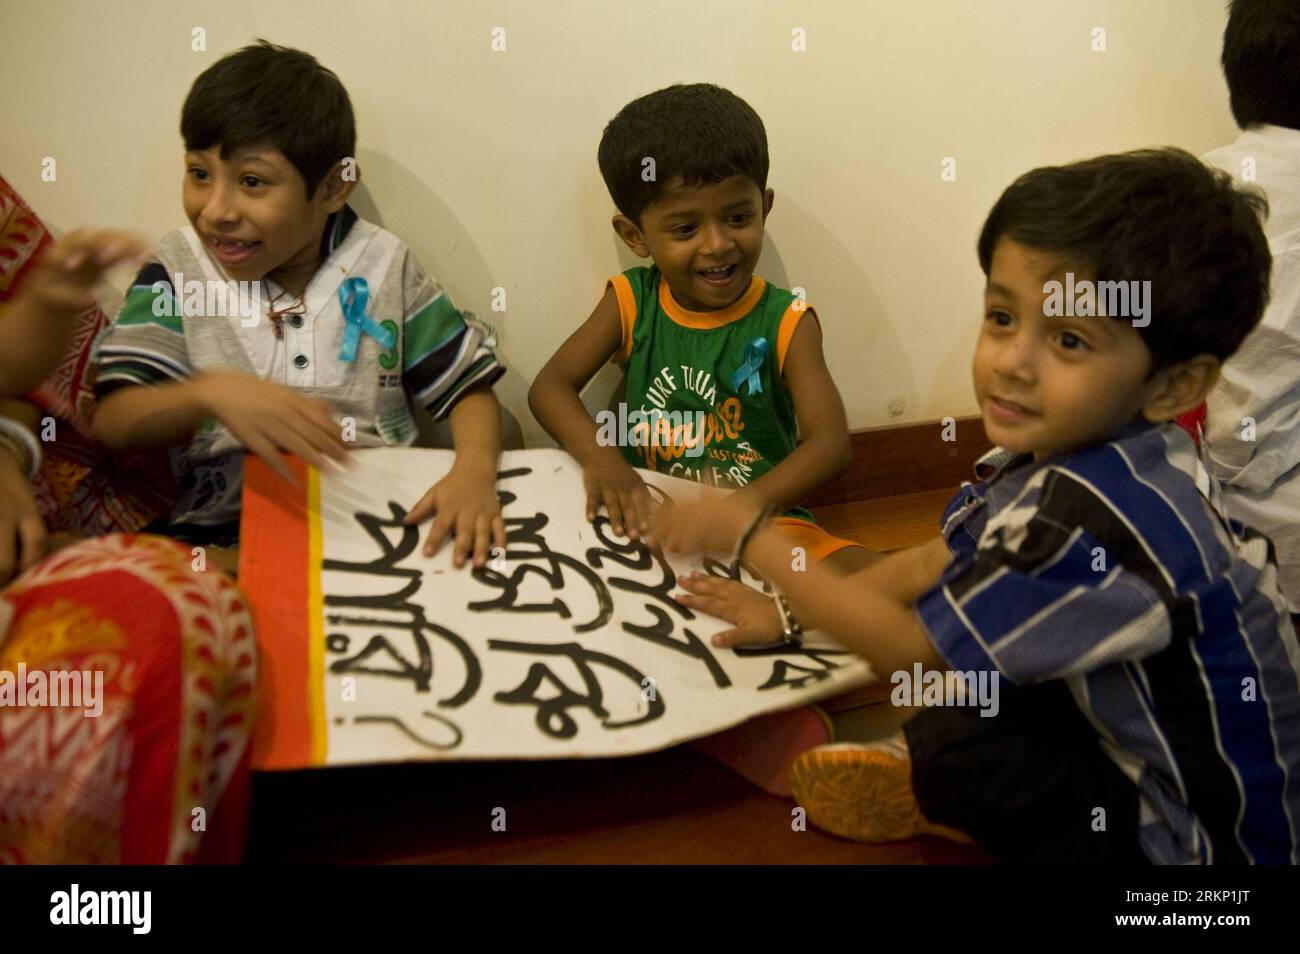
821;544;881;575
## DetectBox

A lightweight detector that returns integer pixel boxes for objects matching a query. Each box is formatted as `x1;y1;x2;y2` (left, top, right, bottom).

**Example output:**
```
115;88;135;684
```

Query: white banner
311;448;872;764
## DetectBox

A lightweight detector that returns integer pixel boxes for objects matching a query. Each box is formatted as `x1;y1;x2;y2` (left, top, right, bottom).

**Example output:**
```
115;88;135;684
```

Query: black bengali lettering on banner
320;500;481;750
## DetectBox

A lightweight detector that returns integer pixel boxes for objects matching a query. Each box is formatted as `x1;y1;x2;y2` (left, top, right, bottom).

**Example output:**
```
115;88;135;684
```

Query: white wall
0;0;1239;446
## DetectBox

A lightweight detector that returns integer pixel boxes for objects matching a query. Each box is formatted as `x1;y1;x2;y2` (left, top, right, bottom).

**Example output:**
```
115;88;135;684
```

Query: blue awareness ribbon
730;336;769;395
337;277;396;362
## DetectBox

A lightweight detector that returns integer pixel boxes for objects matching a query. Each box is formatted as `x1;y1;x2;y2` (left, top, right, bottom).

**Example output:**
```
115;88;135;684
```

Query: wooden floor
245;488;992;864
814;489;957;552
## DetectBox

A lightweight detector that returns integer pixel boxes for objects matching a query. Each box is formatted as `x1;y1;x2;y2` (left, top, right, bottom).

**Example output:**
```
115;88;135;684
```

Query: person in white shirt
1201;0;1300;611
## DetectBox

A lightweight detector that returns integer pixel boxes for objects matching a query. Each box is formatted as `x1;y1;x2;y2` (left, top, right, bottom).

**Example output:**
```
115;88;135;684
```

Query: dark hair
181;40;355;197
597;84;769;223
976;148;1271;371
1223;0;1300;130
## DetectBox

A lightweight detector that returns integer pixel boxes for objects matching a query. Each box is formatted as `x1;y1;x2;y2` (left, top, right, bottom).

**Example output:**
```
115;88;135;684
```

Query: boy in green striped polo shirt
531;83;872;592
91;41;506;568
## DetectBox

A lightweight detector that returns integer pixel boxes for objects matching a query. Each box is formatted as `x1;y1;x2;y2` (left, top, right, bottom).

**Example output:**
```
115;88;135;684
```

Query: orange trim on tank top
609;274;638;364
657;273;766;329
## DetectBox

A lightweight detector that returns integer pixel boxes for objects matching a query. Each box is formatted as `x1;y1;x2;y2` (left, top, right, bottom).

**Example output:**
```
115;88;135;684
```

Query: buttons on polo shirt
287;314;304;329
293;353;309;369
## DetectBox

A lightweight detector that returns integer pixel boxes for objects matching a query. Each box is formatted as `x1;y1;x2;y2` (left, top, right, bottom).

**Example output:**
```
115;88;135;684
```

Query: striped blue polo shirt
917;420;1300;864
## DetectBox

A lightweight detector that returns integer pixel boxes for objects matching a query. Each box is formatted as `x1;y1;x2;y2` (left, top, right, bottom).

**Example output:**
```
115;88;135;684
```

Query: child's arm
92;372;349;483
840;534;952;606
529;286;654;539
402;382;506;569
664;497;945;675
0;230;145;396
743;518;943;675
675;533;952;648
92;379;215;448
0;400;46;584
734;313;852;512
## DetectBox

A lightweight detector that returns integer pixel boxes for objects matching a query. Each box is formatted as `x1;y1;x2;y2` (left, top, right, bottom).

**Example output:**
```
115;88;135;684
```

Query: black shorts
903;678;1149;864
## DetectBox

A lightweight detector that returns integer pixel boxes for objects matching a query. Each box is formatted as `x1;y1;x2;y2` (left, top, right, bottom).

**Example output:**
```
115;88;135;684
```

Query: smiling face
973;237;1168;459
182;144;352;295
613;175;773;312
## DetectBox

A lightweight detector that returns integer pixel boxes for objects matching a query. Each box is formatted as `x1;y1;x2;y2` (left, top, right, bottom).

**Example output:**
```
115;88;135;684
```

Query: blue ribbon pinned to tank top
337;277;396;362
730;337;769;396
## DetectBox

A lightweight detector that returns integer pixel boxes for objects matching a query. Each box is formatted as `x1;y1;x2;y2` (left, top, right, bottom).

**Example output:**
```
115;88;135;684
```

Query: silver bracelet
772;591;804;646
0;416;41;482
730;502;775;568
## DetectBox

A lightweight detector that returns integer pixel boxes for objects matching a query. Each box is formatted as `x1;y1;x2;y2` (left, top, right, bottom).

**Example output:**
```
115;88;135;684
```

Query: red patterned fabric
0;180;45;298
0;535;257;863
0;173;177;534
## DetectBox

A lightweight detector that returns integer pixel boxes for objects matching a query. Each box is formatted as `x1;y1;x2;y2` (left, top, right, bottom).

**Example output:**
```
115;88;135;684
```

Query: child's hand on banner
404;461;507;569
645;490;760;556
672;571;783;647
581;452;655;540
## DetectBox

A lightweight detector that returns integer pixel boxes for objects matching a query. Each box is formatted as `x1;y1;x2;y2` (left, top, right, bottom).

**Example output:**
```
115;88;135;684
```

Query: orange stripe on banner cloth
239;455;323;770
768;516;860;563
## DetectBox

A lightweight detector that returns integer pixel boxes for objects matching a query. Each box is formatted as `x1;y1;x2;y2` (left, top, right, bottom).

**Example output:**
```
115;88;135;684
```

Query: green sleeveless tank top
610;264;816;520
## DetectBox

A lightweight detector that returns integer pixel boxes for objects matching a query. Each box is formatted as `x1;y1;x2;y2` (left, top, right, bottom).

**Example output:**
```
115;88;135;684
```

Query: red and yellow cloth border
239;455;324;770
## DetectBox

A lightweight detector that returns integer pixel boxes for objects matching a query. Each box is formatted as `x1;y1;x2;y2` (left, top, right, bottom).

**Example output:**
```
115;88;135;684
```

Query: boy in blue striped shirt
91;41;506;567
662;148;1300;863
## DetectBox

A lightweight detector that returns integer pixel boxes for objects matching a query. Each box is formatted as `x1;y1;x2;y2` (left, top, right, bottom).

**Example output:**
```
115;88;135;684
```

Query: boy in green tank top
530;83;871;582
